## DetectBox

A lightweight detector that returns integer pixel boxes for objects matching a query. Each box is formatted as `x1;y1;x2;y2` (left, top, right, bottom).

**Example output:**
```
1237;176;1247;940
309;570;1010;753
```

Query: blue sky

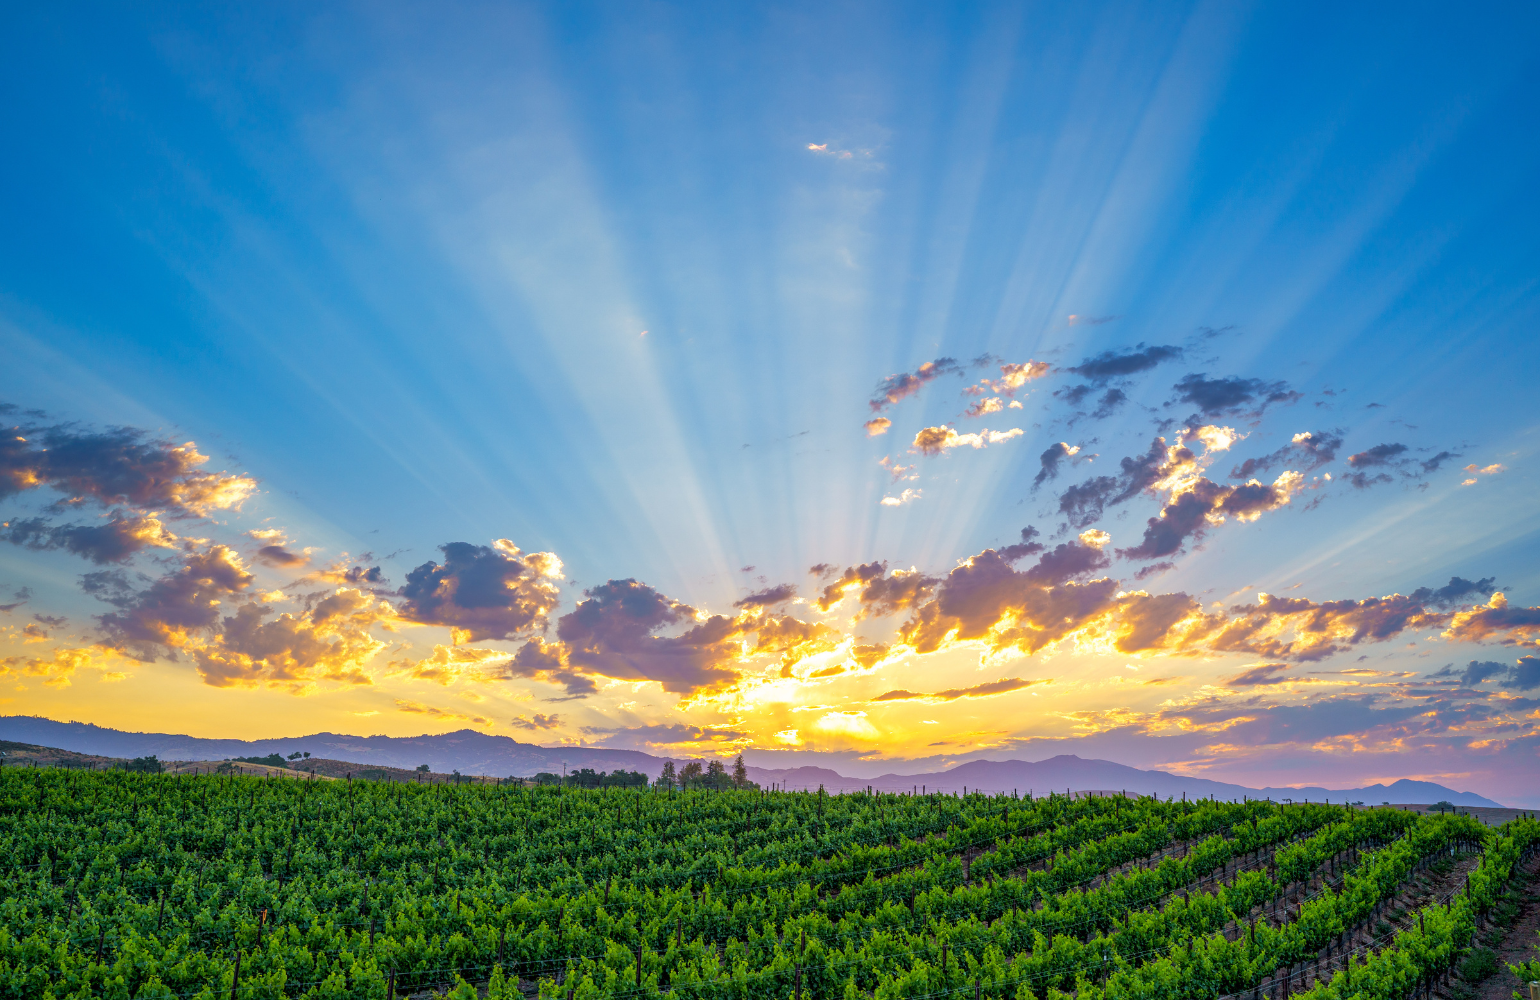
2;2;1539;802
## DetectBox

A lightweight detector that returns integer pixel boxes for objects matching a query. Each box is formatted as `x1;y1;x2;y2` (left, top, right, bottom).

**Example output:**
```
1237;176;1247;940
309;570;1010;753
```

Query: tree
416;764;431;772
732;754;749;788
303;752;311;759
287;752;304;760
705;759;728;790
657;760;677;791
1432;800;1455;815
123;755;161;774
679;761;704;785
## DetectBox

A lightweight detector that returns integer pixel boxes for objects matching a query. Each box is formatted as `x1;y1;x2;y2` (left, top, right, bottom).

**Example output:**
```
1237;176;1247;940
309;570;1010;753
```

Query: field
0;767;1536;1000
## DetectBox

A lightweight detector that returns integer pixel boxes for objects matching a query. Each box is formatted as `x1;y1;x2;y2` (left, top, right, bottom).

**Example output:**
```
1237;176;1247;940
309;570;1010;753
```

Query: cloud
1117;471;1305;561
912;426;1023;456
1225;662;1294;687
190;587;390;690
864;418;892;437
1229;431;1342;479
506;638;600;698
1432;656;1540;692
880;488;921;507
95;545;256;660
1460;462;1506;485
585;721;749;750
393;699;491;727
391;644;513;685
1444;592;1540;649
879;455;917;483
1056;436;1194;528
734;584;797;609
869;359;962;412
1420;451;1459;473
255;545;309;567
1409;576;1497;607
1033;442;1081;489
510;713;562;731
1;512;180;564
808;563;837;579
0;645;126;687
0;418;256;517
1169;374;1302;418
1068;344;1182;383
815;561;939;618
872;676;1047;702
965;397;1004;418
966;361;1051;399
552;579;747;695
397;540;563;642
813;711;879;740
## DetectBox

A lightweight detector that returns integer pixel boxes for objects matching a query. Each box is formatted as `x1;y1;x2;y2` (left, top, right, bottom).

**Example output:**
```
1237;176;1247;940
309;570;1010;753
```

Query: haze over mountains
0;716;1504;807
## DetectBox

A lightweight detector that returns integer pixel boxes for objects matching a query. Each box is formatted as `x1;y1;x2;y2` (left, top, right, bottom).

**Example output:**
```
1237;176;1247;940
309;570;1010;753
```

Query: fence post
230;950;241;1000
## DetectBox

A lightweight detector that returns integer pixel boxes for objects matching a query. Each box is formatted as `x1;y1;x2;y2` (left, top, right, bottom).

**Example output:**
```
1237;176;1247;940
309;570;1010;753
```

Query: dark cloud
1056;437;1188;528
814;561;939;618
1132;562;1176;581
1169;374;1302;418
32;614;67;627
1068;344;1182;384
555;579;742;694
1091;388;1128;419
510;713;563;731
1432;657;1540;693
899;538;1118;657
1410;576;1497;607
872;677;1045;702
1054;385;1093;407
1000;526;1047;563
583;722;749;750
1118;476;1299;561
1346;443;1408;468
1226;662;1293;687
869;358;962;411
0;418;254;517
506;639;599;699
256;545;308;567
397;541;563;642
1033;443;1081;489
1229;431;1343;480
1420;451;1459;473
1;513;178;564
734;584;796;609
95;546;255;661
808;563;836;578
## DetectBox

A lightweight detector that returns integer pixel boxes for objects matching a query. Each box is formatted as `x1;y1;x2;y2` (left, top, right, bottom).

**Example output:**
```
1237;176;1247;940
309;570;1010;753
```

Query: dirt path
1470;853;1540;1000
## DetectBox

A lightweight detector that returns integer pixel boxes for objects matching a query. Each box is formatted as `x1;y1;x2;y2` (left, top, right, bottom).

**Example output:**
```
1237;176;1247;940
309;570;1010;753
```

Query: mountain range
0;715;1504;807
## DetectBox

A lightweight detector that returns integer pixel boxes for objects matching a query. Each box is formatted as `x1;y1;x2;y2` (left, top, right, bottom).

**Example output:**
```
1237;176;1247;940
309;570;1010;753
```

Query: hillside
0;714;1506;806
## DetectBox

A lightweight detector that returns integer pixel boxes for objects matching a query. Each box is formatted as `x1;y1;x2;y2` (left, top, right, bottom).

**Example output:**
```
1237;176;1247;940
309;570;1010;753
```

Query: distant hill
0;714;1504;807
745;754;1505;807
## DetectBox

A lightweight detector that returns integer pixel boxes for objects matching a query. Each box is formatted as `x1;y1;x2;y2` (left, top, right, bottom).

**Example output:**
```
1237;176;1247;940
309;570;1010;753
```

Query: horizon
1;3;1538;805
0;713;1512;802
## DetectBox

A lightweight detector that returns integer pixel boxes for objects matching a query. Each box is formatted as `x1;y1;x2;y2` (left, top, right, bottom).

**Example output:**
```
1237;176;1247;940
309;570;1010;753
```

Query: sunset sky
2;2;1539;803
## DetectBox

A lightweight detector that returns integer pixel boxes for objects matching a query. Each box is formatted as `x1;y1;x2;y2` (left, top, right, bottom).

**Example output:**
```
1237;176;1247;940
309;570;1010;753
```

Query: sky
2;1;1539;803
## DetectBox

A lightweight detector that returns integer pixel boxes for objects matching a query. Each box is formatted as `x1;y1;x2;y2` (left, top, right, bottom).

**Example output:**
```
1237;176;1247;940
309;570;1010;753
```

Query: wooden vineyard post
636;948;643;986
156;888;166;934
94;926;105;965
387;968;395;1000
230;950;241;1000
975;978;981;1000
498;923;506;965
795;964;802;1000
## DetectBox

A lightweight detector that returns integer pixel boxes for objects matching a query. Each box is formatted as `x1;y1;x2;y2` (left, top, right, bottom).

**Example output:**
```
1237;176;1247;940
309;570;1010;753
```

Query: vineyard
0;768;1535;1000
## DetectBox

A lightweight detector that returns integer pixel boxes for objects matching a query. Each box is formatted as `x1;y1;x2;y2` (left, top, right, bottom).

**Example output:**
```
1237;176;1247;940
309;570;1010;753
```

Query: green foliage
1458;947;1499;983
2;766;1526;1000
120;756;161;774
232;754;289;769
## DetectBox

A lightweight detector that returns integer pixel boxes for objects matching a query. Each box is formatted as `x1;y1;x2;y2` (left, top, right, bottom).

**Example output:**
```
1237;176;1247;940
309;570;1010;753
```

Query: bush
233;753;289;768
1458;947;1499;983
